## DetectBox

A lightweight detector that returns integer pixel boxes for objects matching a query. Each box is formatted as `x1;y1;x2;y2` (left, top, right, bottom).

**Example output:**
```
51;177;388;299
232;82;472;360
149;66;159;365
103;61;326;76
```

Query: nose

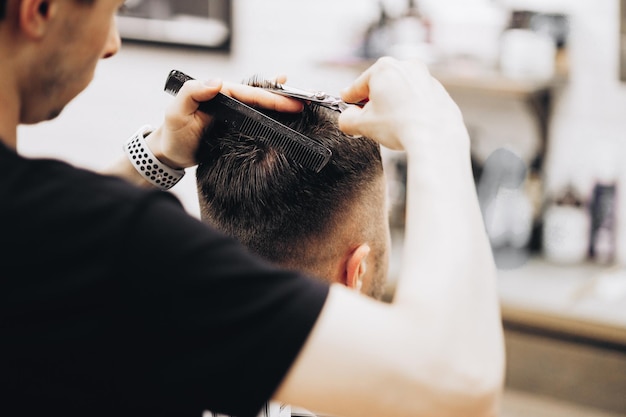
102;17;122;59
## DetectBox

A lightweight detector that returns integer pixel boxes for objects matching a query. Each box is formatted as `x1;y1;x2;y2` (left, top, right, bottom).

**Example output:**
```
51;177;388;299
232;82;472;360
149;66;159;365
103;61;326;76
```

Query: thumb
175;78;223;116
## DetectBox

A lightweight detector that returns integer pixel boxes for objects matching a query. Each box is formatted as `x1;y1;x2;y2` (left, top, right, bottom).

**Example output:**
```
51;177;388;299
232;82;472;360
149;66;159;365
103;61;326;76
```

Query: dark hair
196;102;383;266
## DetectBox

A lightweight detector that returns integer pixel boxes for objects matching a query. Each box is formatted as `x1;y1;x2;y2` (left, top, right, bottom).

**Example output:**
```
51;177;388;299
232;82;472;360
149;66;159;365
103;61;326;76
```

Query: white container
500;28;556;80
543;204;590;264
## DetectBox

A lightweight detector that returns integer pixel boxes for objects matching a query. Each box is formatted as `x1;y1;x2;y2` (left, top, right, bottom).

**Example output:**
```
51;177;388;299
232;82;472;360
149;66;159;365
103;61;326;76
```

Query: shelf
498;257;626;348
501;258;626;414
321;52;568;97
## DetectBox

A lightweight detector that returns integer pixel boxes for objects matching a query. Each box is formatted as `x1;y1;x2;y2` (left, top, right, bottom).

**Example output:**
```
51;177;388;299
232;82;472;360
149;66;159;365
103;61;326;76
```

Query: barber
0;1;504;416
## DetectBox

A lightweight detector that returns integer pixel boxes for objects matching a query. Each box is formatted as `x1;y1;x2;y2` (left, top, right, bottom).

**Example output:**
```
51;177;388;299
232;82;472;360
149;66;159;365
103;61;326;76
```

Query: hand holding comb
164;70;332;173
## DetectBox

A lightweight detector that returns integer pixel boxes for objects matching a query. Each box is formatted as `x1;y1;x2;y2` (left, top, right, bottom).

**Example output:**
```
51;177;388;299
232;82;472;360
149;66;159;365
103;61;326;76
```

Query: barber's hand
147;77;303;169
338;57;467;154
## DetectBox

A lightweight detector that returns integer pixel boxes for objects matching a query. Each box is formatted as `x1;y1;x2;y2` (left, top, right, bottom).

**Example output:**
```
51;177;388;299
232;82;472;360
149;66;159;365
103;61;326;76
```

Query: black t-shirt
0;142;329;417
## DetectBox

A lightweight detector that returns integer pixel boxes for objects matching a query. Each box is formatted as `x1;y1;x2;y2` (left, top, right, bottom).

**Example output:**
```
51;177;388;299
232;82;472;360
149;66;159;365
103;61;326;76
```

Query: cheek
74;17;113;60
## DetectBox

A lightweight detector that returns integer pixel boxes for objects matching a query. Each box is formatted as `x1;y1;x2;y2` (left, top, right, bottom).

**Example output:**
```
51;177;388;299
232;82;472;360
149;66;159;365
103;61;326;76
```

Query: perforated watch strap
124;125;185;190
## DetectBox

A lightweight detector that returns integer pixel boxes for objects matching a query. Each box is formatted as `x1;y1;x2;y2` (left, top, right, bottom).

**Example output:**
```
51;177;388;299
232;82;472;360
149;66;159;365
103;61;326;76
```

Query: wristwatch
123;125;185;190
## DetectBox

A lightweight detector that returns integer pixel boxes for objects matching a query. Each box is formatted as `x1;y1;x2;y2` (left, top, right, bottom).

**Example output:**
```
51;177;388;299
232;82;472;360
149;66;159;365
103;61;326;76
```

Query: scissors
259;82;368;113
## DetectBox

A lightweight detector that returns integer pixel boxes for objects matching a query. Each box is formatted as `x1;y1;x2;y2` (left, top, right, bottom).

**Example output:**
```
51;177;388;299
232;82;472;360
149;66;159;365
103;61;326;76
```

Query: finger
222;82;304;113
175;78;222;116
340;67;372;104
337;106;364;138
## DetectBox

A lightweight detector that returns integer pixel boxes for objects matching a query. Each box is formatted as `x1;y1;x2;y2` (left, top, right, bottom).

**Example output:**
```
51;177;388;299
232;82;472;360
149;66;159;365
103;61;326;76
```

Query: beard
21;53;86;124
45;108;63;121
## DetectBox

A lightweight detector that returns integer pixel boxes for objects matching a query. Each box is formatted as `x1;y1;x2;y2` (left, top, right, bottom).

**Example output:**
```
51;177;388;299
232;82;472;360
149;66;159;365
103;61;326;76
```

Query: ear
19;0;56;39
345;244;370;293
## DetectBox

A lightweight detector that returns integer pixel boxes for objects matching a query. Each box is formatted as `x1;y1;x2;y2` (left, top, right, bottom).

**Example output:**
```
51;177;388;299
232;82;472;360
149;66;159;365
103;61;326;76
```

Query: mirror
117;0;232;51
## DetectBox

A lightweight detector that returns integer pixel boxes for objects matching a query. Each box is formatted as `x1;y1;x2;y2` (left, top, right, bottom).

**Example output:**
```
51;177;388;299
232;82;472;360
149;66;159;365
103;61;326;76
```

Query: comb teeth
238;116;330;172
164;70;190;95
164;70;332;173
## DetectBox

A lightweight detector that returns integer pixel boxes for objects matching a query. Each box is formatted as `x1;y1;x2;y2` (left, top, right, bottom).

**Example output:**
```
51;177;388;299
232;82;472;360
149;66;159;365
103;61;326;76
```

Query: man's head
0;0;121;126
196;92;390;299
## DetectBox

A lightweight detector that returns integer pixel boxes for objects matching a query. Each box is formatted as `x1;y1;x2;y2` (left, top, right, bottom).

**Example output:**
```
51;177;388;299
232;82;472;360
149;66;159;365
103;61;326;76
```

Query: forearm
394;123;505;411
277;126;504;417
278;286;502;417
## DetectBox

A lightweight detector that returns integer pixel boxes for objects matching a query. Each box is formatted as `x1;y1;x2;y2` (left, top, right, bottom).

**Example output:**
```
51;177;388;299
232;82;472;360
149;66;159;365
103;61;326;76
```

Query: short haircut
196;97;383;268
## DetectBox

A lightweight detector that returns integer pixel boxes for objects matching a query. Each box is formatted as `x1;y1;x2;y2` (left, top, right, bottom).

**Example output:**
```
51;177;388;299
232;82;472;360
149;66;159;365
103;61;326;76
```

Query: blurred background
17;0;626;415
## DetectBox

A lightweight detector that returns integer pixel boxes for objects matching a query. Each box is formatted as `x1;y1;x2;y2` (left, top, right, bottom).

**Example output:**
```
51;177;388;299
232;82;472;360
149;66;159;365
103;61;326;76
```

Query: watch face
117;0;232;50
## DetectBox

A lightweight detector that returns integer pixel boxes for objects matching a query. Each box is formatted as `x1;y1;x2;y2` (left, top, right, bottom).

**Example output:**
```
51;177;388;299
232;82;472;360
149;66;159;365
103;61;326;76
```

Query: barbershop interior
16;0;626;415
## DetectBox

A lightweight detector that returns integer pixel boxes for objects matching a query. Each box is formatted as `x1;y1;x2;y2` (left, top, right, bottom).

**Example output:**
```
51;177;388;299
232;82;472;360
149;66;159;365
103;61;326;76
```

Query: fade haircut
196;89;383;268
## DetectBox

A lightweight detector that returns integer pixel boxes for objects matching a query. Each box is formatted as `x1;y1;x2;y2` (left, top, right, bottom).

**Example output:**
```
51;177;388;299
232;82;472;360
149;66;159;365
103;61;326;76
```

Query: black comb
164;70;332;173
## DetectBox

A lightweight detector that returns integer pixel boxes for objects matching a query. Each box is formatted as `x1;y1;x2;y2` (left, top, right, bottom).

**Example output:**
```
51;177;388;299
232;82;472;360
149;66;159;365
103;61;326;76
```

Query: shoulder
7;151;184;217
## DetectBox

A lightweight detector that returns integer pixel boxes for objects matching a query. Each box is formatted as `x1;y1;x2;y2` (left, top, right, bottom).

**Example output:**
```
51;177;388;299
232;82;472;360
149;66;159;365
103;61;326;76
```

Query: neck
0;99;18;150
0;59;19;150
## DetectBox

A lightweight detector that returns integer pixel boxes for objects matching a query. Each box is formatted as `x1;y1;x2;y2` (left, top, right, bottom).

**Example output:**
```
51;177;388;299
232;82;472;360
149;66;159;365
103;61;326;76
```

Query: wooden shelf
498;257;626;348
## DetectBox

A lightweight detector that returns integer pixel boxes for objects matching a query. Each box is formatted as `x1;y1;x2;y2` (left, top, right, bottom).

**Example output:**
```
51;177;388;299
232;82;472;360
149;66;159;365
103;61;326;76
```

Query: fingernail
204;79;222;88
